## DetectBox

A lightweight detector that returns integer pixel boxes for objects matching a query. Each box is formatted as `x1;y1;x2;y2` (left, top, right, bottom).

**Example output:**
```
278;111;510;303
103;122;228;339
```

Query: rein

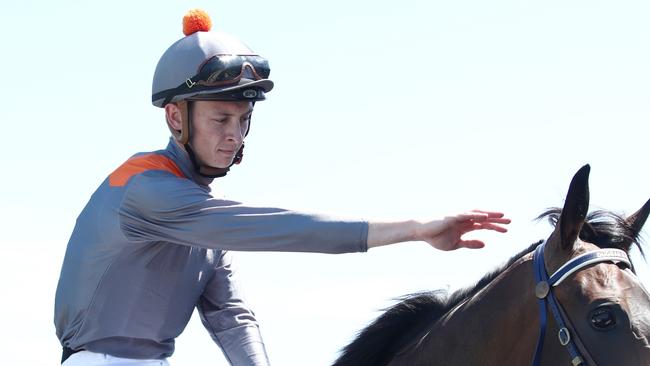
531;241;632;366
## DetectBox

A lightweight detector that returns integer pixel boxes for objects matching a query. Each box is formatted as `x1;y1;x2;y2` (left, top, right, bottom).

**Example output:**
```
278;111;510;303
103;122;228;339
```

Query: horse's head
334;164;650;366
541;164;650;365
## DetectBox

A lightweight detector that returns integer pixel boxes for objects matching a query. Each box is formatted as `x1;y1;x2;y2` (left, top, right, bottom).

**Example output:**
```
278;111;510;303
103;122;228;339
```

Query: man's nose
225;121;244;143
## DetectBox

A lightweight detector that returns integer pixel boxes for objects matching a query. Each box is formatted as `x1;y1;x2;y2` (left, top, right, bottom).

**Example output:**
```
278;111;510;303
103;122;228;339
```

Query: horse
334;165;650;366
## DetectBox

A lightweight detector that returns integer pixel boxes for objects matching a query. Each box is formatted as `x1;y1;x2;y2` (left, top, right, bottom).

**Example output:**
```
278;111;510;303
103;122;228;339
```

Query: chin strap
183;142;238;178
176;100;247;178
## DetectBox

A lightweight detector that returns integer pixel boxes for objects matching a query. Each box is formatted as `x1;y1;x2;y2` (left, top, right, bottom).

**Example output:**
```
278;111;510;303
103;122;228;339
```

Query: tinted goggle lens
198;55;270;85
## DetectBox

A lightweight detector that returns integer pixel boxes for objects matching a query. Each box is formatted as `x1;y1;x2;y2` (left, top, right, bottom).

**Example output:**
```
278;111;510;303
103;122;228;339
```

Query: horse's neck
391;253;540;366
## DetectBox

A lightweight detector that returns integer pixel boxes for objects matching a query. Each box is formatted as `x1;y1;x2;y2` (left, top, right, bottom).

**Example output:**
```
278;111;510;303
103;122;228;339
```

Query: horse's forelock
536;208;644;257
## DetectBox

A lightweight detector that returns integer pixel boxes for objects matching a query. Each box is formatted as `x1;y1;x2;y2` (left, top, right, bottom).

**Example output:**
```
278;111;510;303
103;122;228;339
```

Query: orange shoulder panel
109;154;186;187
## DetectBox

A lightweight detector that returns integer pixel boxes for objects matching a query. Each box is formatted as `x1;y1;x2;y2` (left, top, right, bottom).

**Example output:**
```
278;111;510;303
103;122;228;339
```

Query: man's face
189;100;253;168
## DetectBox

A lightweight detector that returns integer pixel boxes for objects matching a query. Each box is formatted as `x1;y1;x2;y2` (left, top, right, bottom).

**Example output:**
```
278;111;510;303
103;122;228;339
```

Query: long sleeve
55;143;364;361
118;171;368;253
198;251;270;365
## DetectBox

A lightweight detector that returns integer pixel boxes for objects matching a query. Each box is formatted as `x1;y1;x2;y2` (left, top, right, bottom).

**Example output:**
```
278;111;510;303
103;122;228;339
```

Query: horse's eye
590;308;617;331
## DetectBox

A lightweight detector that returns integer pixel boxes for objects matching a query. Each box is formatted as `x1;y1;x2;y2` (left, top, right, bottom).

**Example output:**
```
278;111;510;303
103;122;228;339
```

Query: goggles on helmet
153;55;271;105
191;55;270;87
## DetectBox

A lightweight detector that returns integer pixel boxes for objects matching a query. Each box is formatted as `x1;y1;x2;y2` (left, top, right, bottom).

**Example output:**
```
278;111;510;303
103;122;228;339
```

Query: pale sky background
1;0;649;365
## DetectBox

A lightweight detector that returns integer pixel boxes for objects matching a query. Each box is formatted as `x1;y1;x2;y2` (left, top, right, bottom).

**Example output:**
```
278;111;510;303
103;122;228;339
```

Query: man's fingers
459;240;486;249
471;222;509;233
458;212;511;225
457;212;489;222
471;210;505;218
487;217;511;224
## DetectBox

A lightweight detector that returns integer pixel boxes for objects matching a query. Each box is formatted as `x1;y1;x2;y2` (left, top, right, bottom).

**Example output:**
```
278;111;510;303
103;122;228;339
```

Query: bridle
531;240;633;366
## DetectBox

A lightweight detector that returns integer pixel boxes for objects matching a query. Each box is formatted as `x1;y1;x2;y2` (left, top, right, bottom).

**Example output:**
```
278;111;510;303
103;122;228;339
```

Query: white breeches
62;351;170;366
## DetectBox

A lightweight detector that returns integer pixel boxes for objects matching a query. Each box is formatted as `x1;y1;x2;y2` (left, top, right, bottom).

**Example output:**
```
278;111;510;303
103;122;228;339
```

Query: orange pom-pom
183;9;212;36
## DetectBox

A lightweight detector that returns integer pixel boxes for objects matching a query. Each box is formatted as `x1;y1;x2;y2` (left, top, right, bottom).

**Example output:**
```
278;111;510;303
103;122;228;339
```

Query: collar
164;137;215;188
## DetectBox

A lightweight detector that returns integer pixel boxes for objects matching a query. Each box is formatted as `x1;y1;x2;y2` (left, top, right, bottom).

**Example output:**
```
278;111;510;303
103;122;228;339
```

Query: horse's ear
555;165;591;250
626;198;650;237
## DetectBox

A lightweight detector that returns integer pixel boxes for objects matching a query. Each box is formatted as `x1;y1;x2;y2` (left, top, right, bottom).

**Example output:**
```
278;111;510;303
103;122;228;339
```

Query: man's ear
165;102;190;143
165;103;183;132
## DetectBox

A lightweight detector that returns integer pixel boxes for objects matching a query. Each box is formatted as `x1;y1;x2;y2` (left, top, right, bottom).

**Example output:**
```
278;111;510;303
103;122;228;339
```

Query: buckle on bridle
558;327;571;346
571;356;584;366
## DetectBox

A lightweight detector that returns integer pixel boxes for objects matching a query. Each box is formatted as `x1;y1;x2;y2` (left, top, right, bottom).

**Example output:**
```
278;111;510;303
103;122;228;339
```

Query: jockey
54;9;510;366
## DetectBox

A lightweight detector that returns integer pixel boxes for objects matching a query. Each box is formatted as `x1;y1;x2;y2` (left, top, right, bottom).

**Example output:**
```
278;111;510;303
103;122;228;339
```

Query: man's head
151;9;273;177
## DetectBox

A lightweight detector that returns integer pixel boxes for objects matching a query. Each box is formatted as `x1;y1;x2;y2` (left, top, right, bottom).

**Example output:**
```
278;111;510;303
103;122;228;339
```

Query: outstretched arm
367;210;510;250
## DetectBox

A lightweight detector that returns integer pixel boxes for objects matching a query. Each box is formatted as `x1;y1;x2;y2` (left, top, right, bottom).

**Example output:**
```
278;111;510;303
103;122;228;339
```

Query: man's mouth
218;148;236;156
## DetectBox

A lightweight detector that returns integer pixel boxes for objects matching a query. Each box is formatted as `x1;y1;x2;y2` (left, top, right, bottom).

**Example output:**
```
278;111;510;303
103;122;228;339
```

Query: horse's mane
333;208;644;366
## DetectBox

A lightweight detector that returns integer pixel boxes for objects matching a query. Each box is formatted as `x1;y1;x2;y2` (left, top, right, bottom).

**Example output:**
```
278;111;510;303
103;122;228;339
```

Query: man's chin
208;159;233;169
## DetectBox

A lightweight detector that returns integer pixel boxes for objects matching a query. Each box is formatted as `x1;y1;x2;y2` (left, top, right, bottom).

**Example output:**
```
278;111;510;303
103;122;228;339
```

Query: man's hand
367;210;510;250
415;210;510;251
